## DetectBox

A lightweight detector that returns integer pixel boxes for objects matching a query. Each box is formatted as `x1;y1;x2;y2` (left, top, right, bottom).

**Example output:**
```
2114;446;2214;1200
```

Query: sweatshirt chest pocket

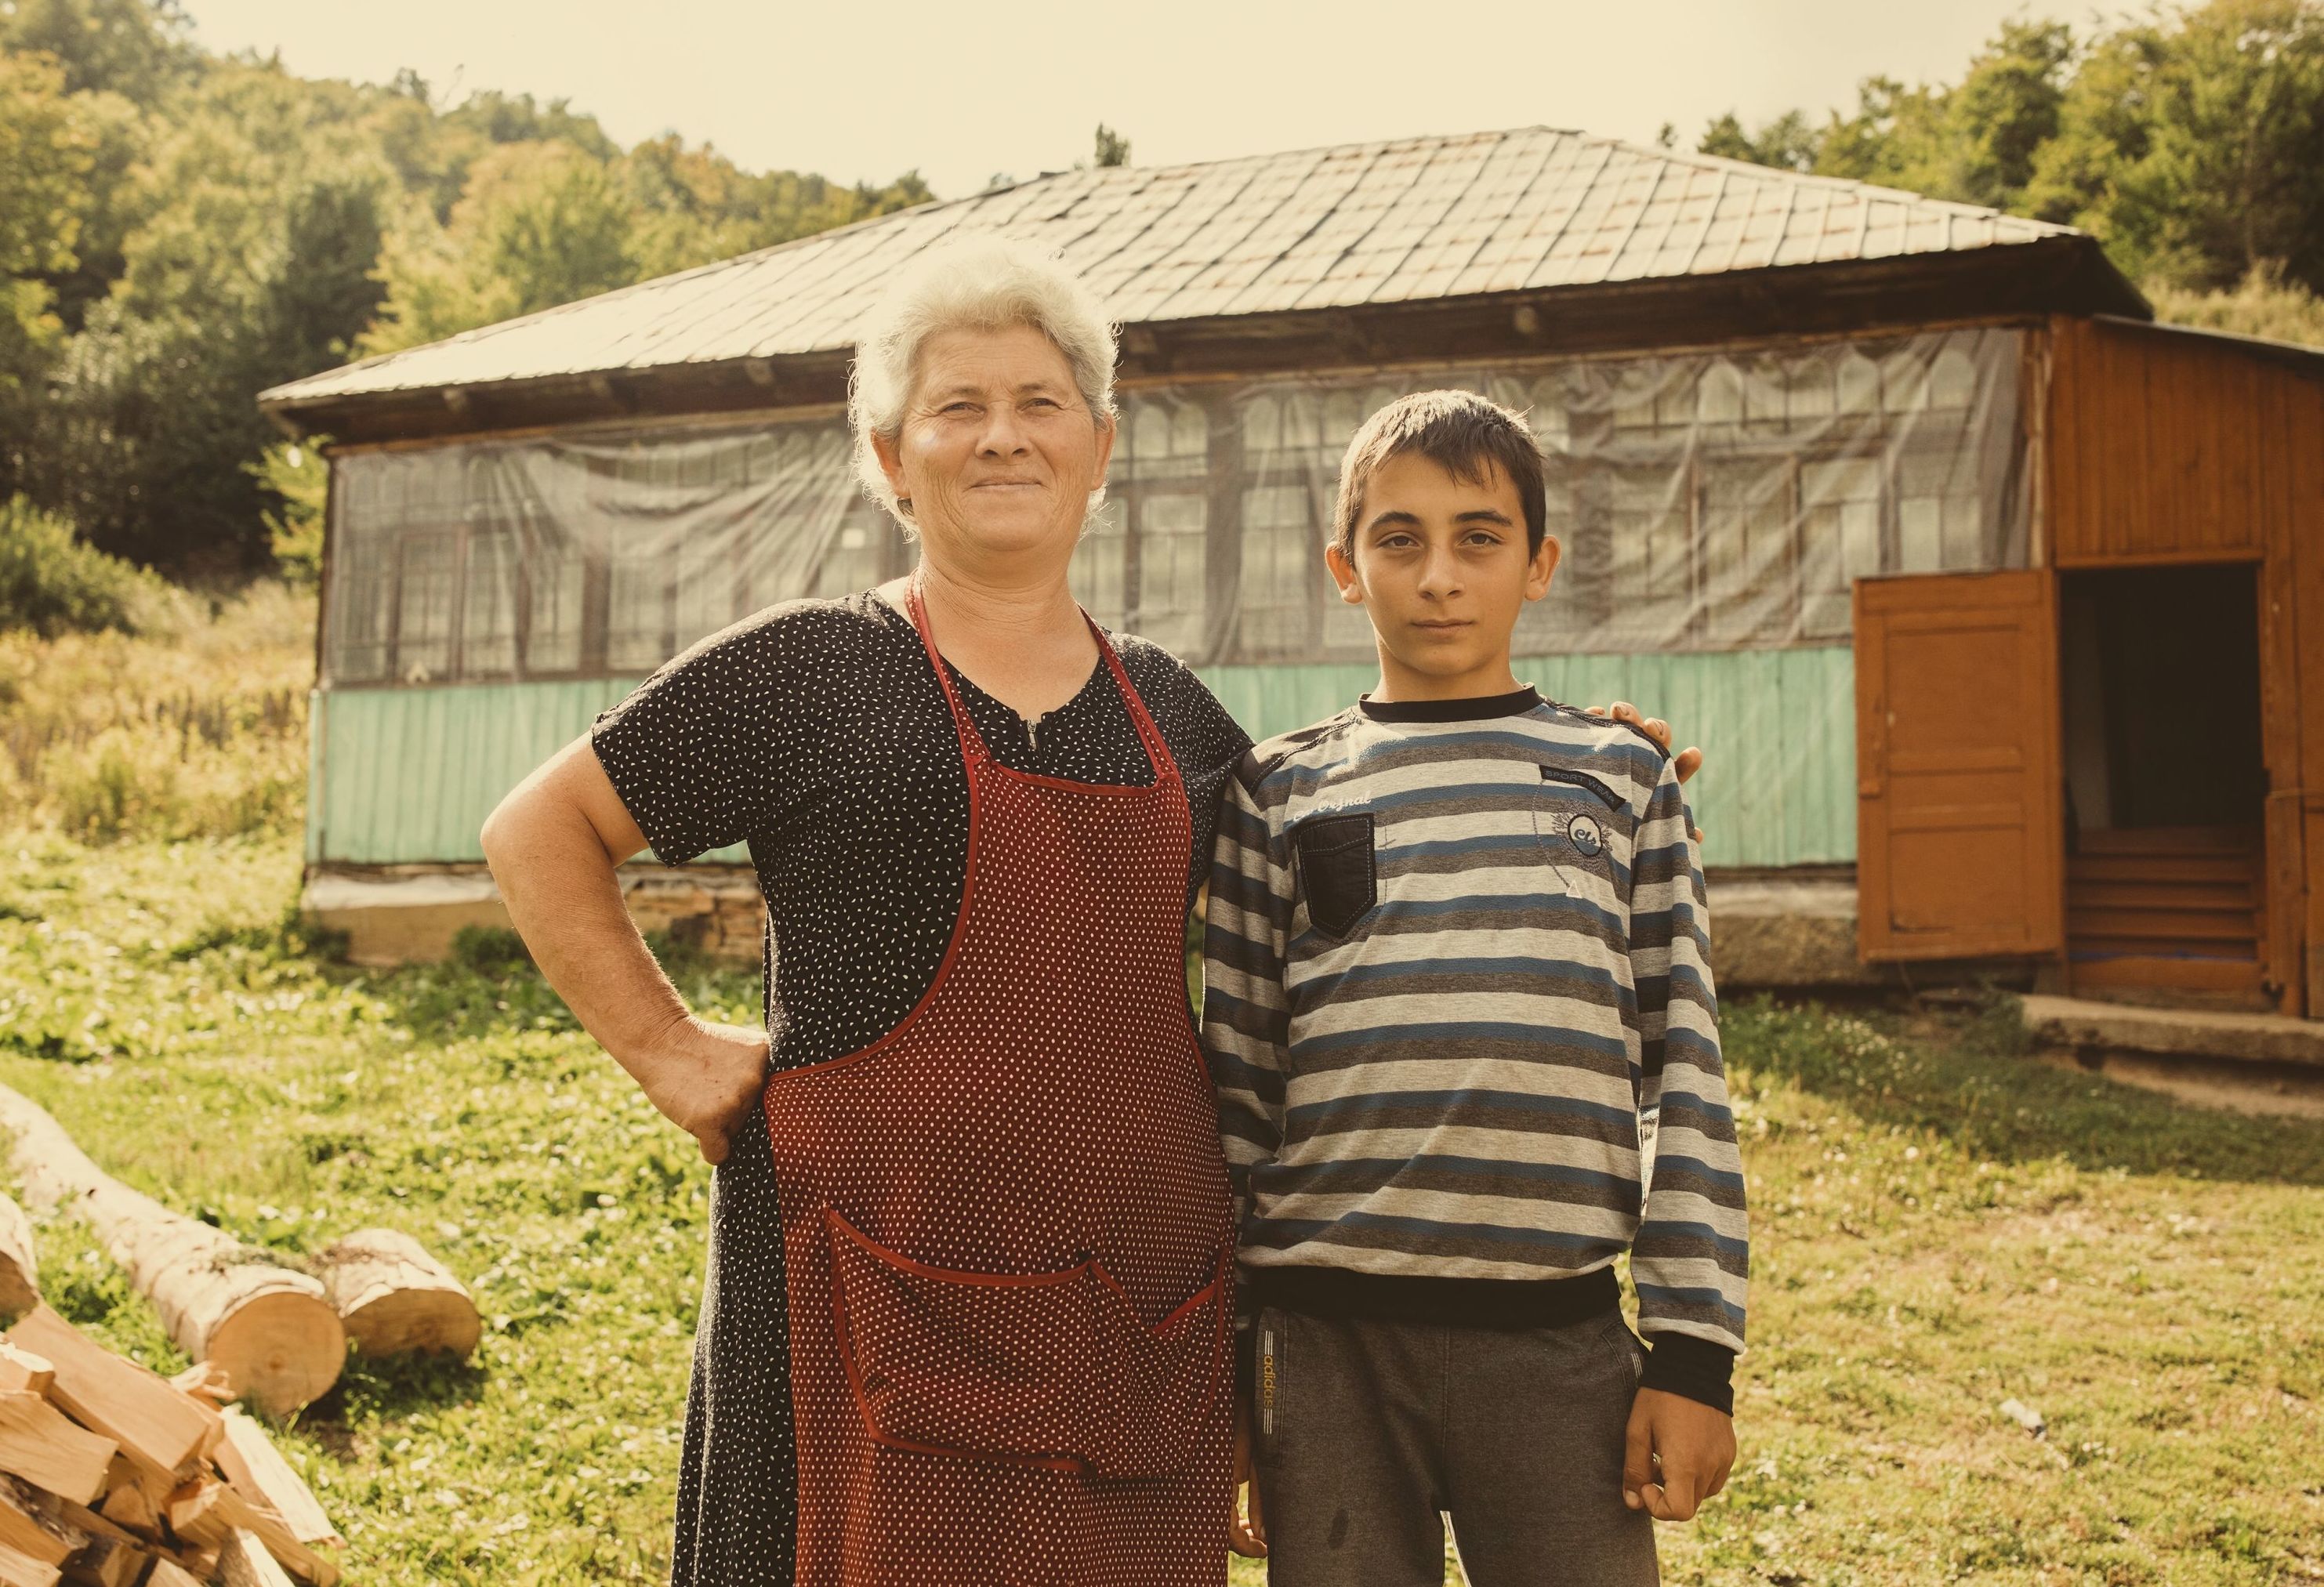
1292;811;1376;940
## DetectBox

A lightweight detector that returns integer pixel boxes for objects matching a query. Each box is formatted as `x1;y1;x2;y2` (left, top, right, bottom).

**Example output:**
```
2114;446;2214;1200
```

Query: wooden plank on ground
216;1411;339;1548
219;1527;295;1587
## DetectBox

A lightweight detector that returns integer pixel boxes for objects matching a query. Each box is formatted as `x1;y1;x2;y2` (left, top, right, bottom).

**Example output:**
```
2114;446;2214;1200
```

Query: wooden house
256;127;2324;1013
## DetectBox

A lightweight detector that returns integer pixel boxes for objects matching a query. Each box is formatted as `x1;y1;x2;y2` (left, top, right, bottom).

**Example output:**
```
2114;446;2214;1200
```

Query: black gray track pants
1252;1306;1659;1586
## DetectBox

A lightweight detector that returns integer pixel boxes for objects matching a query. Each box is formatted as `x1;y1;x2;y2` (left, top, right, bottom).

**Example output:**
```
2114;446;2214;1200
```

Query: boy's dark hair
1332;390;1550;557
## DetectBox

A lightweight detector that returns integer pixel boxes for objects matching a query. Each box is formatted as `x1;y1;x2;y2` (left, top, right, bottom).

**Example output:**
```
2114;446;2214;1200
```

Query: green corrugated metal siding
1197;647;1858;867
310;680;751;866
308;647;1857;868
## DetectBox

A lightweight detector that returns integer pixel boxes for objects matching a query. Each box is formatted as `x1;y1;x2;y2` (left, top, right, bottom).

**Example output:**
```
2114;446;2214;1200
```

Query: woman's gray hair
848;236;1119;528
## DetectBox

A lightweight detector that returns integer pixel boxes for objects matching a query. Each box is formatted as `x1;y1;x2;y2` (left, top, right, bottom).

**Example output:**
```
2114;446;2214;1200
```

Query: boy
1203;391;1747;1585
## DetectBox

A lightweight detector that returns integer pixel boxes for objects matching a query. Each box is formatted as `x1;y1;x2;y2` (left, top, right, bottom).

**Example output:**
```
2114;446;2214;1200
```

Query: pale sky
178;0;2101;199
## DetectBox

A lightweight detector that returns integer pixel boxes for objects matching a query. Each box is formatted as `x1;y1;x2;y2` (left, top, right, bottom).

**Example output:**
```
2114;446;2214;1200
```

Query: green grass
2;832;2321;1585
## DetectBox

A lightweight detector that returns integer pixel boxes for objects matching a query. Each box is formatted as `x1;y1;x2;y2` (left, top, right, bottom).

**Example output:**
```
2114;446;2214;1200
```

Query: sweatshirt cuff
1638;1331;1735;1415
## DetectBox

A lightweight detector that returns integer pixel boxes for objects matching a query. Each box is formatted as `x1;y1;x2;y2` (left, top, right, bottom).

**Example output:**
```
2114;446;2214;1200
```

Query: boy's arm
1201;761;1293;1299
1628;755;1749;1406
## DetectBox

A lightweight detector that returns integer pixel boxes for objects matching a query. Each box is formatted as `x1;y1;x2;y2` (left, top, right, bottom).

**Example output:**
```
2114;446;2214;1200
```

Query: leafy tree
0;49;114;499
2029;0;2324;292
362;140;639;355
0;0;191;99
1094;124;1130;168
1699;109;1818;172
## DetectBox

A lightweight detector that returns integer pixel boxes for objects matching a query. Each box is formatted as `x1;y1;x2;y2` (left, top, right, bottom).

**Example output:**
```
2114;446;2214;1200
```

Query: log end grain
205;1296;345;1420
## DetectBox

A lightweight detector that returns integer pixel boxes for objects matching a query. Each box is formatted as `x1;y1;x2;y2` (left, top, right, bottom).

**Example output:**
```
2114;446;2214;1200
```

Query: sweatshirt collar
1358;687;1543;723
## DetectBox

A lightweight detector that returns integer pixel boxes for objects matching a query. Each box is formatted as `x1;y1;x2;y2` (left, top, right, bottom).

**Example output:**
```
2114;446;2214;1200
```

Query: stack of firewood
0;1303;339;1587
0;1083;490;1587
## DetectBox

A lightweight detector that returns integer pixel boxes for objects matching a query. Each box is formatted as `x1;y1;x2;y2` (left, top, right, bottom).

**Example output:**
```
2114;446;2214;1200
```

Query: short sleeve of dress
590;617;790;866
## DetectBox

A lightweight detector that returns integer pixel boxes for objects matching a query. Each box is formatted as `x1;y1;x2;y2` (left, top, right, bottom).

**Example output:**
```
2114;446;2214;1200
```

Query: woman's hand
1228;1397;1267;1557
633;1014;772;1165
1588;701;1705;841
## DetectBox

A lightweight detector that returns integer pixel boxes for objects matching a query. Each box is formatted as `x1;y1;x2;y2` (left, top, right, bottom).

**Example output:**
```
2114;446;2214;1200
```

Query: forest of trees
1690;2;2324;336
0;0;932;578
2;0;2319;585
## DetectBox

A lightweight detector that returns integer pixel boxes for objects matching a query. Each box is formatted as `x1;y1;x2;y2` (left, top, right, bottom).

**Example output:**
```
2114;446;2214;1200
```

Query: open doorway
2058;563;2267;1003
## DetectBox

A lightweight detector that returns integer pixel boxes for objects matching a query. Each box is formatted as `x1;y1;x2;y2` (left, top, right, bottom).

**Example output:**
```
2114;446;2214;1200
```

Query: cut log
0;1477;81;1567
143;1560;202;1587
0;1391;115;1504
0;1201;36;1328
0;1350;51;1398
215;1411;336;1548
4;1310;214;1481
219;1528;293;1587
0;1088;345;1415
0;1539;59;1587
314;1230;479;1359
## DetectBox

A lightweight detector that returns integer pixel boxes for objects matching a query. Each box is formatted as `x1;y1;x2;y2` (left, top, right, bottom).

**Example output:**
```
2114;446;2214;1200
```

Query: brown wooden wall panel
2047;316;2291;563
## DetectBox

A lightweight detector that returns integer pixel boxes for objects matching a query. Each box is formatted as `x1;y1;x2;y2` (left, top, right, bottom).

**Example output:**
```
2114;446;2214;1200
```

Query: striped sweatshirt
1202;687;1749;1408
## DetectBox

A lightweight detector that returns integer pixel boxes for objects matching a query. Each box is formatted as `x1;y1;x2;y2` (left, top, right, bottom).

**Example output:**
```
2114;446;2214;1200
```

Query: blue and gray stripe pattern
1202;698;1749;1357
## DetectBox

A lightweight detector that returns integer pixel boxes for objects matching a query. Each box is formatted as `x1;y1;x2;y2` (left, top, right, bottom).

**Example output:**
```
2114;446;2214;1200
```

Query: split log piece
163;1542;217;1581
0;1476;81;1567
88;1488;149;1545
219;1527;294;1587
210;1487;335;1587
34;1500;127;1556
0;1392;114;1505
169;1364;233;1409
213;1411;336;1549
0;1539;59;1587
57;1533;143;1587
0;1088;345;1416
0;1203;35;1328
161;1481;226;1549
4;1309;215;1480
143;1560;203;1587
0;1350;50;1398
314;1230;479;1359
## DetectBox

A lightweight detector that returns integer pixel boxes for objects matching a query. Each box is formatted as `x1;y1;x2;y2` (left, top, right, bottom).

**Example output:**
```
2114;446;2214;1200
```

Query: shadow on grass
1728;993;2324;1187
348;926;762;1047
302;1344;491;1432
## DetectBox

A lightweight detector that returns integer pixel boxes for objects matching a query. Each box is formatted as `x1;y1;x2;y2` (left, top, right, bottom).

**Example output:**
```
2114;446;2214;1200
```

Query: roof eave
263;236;2148;446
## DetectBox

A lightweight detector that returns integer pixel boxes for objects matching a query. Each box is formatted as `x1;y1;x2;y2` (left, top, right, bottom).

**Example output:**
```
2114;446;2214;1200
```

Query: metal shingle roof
261;125;2081;408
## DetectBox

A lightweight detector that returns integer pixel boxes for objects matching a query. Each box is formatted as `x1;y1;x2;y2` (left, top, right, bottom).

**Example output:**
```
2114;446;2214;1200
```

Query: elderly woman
481;240;1696;1587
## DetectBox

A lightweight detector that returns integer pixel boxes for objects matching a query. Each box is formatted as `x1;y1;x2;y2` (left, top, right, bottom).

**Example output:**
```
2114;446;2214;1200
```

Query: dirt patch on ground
2035;1049;2324;1119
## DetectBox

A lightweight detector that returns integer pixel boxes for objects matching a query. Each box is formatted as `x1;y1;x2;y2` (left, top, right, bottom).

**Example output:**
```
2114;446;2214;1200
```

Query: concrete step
2021;993;2324;1068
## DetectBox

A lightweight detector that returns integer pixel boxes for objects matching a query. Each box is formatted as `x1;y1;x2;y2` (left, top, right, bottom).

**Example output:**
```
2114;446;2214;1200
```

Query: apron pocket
826;1210;1228;1479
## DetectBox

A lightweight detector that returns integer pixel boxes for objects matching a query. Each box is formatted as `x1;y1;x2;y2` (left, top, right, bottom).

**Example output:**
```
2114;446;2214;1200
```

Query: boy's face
1326;451;1561;699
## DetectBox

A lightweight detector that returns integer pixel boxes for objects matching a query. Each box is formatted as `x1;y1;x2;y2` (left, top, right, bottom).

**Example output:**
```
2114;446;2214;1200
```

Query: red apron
761;582;1235;1586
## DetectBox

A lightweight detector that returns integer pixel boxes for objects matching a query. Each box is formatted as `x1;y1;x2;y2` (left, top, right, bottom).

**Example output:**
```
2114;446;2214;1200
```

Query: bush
0;496;176;638
2148;264;2324;350
0;580;314;842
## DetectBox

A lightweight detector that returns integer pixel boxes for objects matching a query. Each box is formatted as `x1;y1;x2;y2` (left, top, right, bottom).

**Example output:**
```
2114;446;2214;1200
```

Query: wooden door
1856;570;2064;961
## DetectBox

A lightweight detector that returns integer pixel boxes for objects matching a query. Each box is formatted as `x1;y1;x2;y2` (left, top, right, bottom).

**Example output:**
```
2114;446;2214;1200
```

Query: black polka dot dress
590;590;1253;1586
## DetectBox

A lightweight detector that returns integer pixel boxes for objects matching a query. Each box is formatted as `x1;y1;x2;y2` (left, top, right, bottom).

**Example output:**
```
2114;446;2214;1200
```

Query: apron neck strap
905;570;1176;782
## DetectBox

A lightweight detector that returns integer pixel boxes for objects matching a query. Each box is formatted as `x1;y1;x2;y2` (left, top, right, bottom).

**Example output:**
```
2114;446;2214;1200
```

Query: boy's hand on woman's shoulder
1622;1388;1735;1523
1586;701;1706;841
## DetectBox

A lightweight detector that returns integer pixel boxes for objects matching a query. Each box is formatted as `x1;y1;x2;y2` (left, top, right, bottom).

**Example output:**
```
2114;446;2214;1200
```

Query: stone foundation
304;864;763;968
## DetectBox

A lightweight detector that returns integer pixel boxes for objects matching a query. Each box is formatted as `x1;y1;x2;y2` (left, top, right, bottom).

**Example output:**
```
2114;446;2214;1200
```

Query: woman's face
873;323;1114;576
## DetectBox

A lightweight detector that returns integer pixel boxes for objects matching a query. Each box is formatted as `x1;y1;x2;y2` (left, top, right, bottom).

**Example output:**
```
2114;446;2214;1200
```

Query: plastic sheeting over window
321;326;2027;687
